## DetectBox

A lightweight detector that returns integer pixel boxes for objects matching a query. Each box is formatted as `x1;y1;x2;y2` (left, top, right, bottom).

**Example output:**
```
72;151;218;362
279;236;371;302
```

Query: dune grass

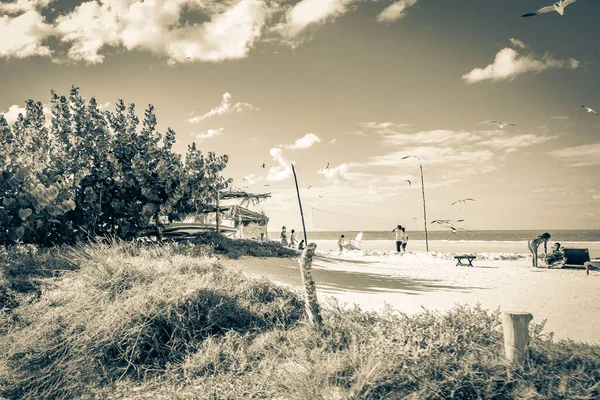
0;242;599;399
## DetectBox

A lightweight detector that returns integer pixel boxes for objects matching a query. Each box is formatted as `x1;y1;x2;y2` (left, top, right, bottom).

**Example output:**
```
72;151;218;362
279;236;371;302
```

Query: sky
1;0;599;232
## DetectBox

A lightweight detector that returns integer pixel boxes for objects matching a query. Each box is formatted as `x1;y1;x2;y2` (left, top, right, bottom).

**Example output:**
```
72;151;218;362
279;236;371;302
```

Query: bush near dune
181;232;298;259
1;243;599;400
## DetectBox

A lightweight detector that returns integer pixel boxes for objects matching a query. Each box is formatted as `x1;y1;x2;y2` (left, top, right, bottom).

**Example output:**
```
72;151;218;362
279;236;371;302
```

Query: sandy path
225;251;600;344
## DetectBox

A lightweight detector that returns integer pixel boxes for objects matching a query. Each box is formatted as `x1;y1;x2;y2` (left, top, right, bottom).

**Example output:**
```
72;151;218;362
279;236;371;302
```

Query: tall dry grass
1;242;599;399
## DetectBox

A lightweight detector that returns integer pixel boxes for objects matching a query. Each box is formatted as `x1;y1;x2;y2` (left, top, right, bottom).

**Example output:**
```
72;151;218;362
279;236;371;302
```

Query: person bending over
528;232;551;268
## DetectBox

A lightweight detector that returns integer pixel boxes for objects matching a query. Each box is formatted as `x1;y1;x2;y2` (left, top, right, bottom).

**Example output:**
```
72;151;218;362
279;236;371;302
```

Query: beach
228;239;600;344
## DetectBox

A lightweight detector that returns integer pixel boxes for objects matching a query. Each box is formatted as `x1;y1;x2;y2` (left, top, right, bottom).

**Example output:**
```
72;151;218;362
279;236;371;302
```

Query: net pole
292;164;308;245
420;163;429;251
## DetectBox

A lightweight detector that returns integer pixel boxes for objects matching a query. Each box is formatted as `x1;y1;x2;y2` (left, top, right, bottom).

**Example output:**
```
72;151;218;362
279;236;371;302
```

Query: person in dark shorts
545;242;565;267
401;227;408;252
392;225;403;252
338;235;345;252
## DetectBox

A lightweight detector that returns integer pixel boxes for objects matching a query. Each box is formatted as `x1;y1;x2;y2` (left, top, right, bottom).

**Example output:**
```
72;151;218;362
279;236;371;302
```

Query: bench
454;254;476;267
561;248;591;269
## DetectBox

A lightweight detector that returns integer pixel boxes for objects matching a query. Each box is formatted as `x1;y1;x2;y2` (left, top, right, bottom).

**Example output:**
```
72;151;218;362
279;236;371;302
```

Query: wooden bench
455;254;476;267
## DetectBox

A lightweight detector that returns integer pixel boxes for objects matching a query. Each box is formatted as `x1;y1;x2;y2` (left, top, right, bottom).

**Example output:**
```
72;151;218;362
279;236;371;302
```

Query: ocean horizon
269;229;600;242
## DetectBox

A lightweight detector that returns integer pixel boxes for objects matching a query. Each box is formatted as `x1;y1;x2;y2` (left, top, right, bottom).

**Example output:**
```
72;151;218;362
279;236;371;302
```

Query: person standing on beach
338;235;345;252
289;229;296;247
392;225;403;252
401;227;408;253
280;226;287;246
528;232;551;268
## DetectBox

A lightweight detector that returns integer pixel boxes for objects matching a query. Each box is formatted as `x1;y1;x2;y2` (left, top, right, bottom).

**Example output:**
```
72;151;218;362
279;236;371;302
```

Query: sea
270;230;600;256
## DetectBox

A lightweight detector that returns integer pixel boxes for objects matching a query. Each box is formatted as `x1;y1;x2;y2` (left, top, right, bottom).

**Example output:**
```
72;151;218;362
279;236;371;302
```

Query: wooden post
238;214;243;239
298;243;322;328
502;312;533;368
215;190;220;233
420;163;429;251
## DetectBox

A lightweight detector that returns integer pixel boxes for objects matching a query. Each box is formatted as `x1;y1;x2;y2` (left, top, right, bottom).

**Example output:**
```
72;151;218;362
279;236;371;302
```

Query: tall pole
420;163;429;251
291;164;308;245
215;190;220;233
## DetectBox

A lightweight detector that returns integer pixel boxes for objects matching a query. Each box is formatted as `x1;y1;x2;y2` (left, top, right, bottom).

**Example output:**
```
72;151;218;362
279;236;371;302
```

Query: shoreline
226;249;600;344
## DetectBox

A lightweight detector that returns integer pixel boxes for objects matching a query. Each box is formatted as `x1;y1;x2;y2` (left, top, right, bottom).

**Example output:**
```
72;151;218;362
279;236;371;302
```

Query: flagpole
420;163;429;251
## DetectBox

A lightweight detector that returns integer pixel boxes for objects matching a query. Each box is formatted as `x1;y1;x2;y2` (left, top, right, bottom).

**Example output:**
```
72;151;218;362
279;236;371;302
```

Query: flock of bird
244;0;596;234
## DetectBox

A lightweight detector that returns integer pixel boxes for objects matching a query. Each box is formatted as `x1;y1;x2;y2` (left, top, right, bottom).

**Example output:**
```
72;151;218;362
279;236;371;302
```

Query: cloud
187;92;255;123
0;105;27;124
368;147;495;166
381;129;481;146
283;133;322;150
0;0;54;14
195;128;224;139
317;163;364;182
0;10;54;59
376;0;417;23
97;101;111;110
551;115;570;120
462;46;579;84
548;143;600;167
7;0;271;64
476;133;558;150
273;0;357;40
330;138;338;144
509;38;528;49
267;147;294;181
360;121;411;130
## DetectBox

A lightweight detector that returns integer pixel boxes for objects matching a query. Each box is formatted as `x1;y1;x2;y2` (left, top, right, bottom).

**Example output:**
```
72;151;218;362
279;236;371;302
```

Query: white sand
227;241;600;344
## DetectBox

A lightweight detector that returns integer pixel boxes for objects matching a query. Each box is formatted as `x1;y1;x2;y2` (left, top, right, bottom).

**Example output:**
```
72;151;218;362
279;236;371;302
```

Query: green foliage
181;233;298;259
0;87;230;245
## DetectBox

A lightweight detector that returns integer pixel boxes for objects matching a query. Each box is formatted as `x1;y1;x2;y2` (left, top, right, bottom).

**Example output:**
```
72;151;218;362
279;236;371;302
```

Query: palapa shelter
188;205;269;239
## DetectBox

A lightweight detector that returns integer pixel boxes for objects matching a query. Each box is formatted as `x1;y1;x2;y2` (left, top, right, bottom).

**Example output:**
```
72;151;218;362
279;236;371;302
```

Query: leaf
19;208;33;221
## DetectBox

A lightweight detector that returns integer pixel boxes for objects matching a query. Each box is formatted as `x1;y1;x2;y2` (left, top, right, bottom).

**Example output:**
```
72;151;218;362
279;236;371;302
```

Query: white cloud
273;0;357;40
548;143;600;167
317;163;362;182
195;128;224;139
509;38;528;49
267;147;294;181
551;115;570;120
462;46;579;84
0;105;27;124
0;10;54;59
187;92;255;123
0;0;54;14
360;121;411;130
330;138;338;144
97;101;111;110
376;0;417;23
381;129;481;146
368;147;495;166
283;133;322;150
476;133;558;150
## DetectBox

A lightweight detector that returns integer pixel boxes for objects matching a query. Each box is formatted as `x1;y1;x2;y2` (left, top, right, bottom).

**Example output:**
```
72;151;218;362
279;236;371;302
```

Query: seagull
582;105;599;116
325;163;330;169
185;56;191;60
307;185;312;189
522;0;577;17
319;195;324;198
261;163;265;168
264;184;270;187
431;219;464;225
490;121;516;129
451;198;475;206
402;155;428;162
405;179;411;185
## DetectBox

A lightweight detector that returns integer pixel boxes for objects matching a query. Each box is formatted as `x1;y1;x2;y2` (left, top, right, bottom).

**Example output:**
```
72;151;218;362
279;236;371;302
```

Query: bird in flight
582;105;599;116
185;56;191;60
431;219;464;234
522;0;577;17
307;185;312;189
405;180;411;185
319;195;324;198
325;163;330;169
402;155;428;162
451;198;475;206
491;121;516;129
264;184;270;187
261;163;266;168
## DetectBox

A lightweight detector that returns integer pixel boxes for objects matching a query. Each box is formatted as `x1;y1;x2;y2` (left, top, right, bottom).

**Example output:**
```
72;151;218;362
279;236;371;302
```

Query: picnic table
454;254;476;267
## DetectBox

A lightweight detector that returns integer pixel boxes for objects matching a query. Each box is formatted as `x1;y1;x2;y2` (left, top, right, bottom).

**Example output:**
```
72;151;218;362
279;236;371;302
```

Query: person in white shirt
392;225;403;252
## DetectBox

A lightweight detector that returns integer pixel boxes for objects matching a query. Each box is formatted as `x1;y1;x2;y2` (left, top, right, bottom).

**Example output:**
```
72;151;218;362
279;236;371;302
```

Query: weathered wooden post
502;312;533;368
291;164;322;328
298;243;322;327
215;190;220;233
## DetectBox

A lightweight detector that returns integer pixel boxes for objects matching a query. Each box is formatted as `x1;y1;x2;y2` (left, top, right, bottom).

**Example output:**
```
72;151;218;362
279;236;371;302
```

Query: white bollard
502;312;533;368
